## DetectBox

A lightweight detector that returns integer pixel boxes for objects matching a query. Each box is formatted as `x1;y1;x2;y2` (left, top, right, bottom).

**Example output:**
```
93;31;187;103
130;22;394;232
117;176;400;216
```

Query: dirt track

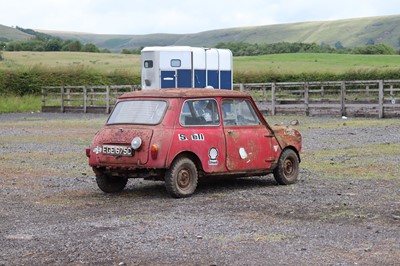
0;113;399;265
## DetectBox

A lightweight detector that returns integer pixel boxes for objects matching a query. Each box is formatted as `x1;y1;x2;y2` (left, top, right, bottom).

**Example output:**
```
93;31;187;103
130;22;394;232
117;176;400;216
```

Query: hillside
0;24;33;41
2;15;400;52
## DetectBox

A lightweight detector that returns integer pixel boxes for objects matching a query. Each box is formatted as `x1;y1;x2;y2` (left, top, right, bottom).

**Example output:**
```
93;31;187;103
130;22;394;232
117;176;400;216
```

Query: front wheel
96;174;127;193
165;157;198;198
273;149;299;185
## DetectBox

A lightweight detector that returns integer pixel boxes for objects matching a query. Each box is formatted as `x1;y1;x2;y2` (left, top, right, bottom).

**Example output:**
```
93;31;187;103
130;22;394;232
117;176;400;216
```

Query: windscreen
107;100;167;125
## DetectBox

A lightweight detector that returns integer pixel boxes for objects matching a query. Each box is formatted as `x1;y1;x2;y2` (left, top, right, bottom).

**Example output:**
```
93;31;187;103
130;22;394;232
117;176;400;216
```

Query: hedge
0;66;141;95
2;67;400;95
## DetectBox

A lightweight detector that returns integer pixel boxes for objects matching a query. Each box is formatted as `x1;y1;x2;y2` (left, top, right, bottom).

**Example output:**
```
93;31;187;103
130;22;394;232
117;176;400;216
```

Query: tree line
1;26;109;53
215;42;398;56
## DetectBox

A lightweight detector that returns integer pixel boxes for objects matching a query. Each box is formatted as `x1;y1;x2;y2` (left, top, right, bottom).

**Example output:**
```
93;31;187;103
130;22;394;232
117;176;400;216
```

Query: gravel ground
0;112;399;266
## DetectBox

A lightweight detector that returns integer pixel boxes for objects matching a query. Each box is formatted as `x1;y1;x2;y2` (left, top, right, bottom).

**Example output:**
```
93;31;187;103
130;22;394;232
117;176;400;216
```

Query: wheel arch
281;145;301;163
168;151;203;171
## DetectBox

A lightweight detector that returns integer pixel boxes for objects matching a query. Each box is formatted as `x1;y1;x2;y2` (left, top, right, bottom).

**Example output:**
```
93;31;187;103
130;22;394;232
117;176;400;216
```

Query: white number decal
191;133;204;141
178;134;188;141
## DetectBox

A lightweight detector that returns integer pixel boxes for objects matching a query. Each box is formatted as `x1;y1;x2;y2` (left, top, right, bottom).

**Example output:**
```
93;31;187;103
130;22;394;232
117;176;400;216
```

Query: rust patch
271;125;302;153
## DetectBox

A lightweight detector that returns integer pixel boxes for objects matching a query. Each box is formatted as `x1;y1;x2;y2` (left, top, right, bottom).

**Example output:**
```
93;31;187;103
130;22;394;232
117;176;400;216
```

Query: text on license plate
102;145;133;156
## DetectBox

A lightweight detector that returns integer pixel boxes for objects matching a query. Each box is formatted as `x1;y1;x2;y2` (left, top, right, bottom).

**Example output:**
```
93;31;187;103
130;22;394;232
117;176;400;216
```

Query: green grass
2;51;400;76
234;53;400;74
0;94;42;113
0;51;141;74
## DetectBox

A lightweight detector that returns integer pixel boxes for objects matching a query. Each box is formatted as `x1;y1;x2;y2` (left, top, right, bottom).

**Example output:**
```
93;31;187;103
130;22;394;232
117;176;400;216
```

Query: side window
144;60;153;68
222;99;261;126
171;59;181;67
180;99;220;126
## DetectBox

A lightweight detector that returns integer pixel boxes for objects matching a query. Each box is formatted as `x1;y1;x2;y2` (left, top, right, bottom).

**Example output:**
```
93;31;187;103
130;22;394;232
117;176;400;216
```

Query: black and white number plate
102;145;133;157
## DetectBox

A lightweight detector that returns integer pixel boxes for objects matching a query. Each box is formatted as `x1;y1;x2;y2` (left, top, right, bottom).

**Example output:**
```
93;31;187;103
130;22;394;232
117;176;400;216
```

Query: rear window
107;100;167;125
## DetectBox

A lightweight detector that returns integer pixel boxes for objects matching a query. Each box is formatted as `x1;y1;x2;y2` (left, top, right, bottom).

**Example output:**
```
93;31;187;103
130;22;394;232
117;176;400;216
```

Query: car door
222;99;275;171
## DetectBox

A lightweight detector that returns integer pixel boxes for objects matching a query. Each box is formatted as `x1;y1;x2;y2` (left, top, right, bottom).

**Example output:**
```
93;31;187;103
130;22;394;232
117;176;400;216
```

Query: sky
1;0;400;35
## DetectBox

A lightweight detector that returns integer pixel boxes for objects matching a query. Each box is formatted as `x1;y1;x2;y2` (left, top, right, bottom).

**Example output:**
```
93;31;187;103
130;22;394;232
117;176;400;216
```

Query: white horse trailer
141;46;233;90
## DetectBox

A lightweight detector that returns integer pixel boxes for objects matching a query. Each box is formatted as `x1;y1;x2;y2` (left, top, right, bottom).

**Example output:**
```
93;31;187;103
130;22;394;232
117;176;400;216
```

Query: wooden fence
41;85;140;113
41;80;400;118
235;80;400;118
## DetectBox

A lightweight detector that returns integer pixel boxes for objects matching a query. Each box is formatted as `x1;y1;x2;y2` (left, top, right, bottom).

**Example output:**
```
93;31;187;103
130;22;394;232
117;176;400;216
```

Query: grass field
0;94;42;113
2;51;400;75
0;52;142;73
233;53;400;74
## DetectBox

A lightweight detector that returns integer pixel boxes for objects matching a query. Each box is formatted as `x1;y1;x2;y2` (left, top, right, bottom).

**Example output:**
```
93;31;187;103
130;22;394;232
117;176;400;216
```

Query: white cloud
0;0;399;34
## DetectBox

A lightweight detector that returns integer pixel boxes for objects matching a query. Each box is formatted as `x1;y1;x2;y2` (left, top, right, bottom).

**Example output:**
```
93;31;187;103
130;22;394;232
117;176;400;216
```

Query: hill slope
175;15;400;48
0;24;33;41
3;15;400;52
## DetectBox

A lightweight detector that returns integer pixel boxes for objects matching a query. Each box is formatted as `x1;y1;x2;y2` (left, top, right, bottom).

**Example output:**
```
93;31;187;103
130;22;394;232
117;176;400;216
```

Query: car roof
119;88;250;99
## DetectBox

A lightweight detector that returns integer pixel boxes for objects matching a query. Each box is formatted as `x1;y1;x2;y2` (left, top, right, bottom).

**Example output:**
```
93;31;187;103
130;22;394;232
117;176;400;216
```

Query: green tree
82;43;100;53
366;38;375;45
335;41;344;49
351;43;396;55
45;39;62;51
62;40;82;51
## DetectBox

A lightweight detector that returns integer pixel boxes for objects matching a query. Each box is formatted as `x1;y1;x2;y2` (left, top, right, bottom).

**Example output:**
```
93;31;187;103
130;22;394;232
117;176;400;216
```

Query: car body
86;88;302;198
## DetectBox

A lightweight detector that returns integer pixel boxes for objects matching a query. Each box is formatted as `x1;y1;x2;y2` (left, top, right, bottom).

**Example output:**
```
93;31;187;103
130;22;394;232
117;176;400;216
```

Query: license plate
102;145;133;157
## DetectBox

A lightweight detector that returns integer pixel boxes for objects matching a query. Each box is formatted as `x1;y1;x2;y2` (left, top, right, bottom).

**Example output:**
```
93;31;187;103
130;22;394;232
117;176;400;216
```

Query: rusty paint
271;125;302;155
87;89;302;182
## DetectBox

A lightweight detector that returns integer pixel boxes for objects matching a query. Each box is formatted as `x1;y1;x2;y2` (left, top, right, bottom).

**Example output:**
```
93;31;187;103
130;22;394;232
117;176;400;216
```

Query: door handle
227;130;234;134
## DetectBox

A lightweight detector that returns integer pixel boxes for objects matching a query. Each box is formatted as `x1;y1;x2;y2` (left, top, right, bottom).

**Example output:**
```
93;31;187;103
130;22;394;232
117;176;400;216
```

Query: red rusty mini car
86;89;302;198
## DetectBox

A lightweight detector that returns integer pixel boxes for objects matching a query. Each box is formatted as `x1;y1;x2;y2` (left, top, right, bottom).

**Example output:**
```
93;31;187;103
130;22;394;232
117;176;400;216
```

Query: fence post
378;80;384;119
304;82;309;116
66;87;71;106
271;83;276;116
340;81;346;116
41;87;45;108
83;86;87;113
90;87;94;106
60;86;65;113
106;86;110;113
239;83;244;92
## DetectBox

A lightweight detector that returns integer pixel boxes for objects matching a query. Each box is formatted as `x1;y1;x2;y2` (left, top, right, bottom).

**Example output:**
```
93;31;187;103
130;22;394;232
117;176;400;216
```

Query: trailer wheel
273;149;299;185
165;157;198;198
96;174;127;193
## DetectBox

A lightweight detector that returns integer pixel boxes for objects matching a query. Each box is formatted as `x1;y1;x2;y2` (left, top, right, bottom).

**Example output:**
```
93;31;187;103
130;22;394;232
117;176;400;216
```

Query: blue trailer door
207;70;219;89
161;71;176;88
220;70;232;90
194;70;206;88
177;69;192;88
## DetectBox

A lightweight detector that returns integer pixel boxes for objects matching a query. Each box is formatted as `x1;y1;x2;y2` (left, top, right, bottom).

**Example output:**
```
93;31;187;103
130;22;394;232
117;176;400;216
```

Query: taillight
86;145;91;157
150;145;158;159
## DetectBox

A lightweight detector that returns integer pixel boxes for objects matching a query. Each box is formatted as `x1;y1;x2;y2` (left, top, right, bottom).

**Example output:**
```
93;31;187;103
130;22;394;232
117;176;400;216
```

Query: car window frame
221;98;263;127
179;98;221;127
106;99;169;126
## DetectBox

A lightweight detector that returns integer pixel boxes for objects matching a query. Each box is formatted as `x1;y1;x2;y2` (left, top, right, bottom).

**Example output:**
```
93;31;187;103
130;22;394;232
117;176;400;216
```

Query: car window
107;100;167;125
180;99;220;126
222;99;261;126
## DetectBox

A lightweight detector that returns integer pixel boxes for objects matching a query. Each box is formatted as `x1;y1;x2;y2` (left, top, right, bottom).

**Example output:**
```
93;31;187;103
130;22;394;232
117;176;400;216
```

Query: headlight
131;136;142;150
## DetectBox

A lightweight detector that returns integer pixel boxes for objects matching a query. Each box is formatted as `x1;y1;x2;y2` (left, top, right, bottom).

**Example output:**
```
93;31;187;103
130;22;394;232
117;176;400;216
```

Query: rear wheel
96;174;127;193
165;157;198;198
273;149;299;185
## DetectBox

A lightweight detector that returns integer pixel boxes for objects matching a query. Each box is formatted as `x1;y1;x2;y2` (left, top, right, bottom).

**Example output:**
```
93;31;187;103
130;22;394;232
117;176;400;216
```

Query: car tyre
96;174;127;193
273;149;299;185
165;157;198;198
